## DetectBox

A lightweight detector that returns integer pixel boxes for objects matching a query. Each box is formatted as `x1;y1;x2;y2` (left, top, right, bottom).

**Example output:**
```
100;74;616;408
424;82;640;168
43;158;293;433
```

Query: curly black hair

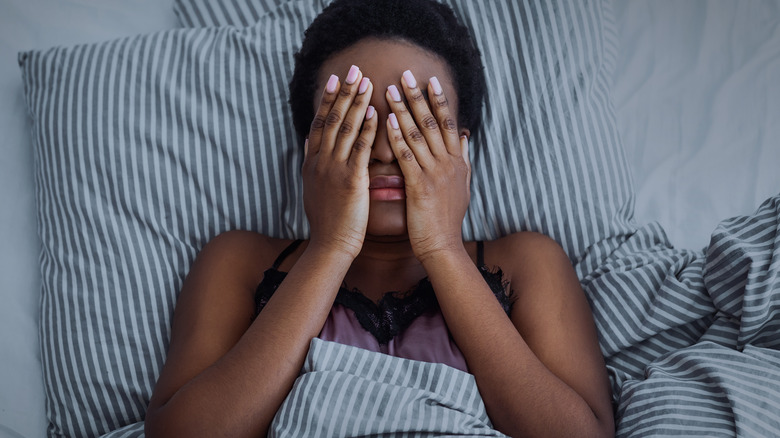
289;0;486;141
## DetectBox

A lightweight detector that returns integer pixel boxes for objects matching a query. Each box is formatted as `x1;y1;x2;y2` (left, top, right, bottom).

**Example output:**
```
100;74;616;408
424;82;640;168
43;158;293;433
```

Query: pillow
20;0;634;435
19;8;321;436
173;0;637;270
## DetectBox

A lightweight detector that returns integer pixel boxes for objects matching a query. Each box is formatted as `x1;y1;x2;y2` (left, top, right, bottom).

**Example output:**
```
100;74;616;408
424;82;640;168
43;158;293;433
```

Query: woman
145;0;614;436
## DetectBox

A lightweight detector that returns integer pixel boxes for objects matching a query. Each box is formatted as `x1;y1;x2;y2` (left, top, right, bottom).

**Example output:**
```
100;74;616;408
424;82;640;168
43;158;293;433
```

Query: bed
1;0;778;437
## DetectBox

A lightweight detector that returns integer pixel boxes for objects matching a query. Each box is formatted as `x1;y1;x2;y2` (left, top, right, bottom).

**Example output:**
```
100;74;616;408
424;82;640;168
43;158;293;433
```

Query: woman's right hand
303;65;377;260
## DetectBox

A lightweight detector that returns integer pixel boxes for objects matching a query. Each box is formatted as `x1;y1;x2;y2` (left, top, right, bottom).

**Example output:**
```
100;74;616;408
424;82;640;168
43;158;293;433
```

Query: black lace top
254;240;514;345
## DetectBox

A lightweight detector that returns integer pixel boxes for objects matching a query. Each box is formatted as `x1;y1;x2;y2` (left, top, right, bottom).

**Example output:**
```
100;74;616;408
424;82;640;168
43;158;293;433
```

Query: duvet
270;194;780;437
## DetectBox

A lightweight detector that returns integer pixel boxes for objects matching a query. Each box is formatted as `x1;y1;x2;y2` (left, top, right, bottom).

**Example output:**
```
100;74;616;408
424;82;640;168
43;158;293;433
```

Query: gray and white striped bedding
17;0;780;436
269;338;507;437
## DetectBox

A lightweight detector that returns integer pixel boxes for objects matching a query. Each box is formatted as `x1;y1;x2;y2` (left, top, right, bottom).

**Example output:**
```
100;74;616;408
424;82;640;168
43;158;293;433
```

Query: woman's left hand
384;70;471;263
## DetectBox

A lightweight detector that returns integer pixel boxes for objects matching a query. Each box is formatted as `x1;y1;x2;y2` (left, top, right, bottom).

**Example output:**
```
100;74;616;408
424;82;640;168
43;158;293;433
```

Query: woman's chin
366;201;407;237
365;220;407;238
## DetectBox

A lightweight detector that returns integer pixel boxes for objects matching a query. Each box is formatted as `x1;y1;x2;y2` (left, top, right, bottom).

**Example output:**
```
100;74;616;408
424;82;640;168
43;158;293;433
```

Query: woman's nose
369;121;396;164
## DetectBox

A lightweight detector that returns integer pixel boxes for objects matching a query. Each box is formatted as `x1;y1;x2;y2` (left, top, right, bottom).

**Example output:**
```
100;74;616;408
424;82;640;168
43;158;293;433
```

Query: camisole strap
271;239;304;269
476;240;485;267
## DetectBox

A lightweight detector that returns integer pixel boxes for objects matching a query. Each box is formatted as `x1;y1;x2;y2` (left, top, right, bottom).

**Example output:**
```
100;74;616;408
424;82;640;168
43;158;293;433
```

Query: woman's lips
369;175;405;201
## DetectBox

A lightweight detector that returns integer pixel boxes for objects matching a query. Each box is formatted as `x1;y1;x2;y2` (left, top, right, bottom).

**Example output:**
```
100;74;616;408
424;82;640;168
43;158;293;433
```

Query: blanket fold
269;338;508;438
581;193;780;437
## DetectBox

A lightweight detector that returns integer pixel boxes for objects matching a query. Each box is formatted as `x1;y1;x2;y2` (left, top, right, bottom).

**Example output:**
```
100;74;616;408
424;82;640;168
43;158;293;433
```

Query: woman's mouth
369;175;405;201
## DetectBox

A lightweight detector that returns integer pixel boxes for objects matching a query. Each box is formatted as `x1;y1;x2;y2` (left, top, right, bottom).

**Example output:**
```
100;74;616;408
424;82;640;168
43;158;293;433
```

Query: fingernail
402;70;417;88
345;65;360;85
430;76;443;95
388;85;402;102
366;105;375;120
388;113;399;130
358;77;370;94
326;75;338;93
304;138;309;154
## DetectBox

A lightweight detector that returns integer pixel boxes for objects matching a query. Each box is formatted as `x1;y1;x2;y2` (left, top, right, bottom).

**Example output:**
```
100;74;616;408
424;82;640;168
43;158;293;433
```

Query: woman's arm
145;66;377;437
422;233;614;438
145;232;353;437
384;70;613;437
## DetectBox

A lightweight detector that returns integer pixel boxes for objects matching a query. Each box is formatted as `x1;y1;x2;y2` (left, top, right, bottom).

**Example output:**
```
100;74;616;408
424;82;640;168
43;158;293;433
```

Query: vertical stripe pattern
268;338;508;437
19;0;780;436
173;0;637;266
20;5;325;435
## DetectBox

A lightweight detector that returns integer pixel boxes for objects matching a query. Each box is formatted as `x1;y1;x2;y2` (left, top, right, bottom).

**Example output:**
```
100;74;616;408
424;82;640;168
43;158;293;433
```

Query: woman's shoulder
480;231;570;284
482;231;565;263
196;230;304;290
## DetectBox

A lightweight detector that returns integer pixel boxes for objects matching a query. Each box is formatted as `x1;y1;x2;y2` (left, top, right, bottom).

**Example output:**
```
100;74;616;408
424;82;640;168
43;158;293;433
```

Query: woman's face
315;38;462;238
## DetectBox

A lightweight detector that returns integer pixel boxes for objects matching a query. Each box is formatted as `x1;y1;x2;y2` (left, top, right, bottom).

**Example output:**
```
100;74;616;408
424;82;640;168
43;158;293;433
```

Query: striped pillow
19;0;634;436
174;0;638;268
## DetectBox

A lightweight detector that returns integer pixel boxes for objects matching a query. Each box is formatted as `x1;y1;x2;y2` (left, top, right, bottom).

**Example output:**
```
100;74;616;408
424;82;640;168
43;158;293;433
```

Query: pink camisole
254;240;513;373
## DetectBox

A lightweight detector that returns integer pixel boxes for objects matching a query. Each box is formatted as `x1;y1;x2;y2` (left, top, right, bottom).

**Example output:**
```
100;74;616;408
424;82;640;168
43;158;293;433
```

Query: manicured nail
388;85;402;102
388;113;399;130
430;76;443;95
326;75;338;93
366;105;375;120
345;65;360;84
304;138;309;154
358;77;370;94
402;70;417;88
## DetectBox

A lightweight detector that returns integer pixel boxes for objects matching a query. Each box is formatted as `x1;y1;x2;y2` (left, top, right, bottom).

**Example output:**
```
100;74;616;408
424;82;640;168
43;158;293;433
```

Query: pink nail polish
326;75;338;93
388;113;399;130
358;77;370;94
430;76;443;95
345;65;360;84
388;85;402;102
366;105;375;120
402;70;417;88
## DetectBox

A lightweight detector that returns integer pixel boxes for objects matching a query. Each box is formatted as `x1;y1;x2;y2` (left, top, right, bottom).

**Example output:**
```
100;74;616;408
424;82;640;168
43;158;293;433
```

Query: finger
387;113;422;181
461;135;471;195
400;70;447;157
386;84;435;168
320;65;363;156
308;74;340;155
334;77;373;161
427;76;461;156
348;105;378;171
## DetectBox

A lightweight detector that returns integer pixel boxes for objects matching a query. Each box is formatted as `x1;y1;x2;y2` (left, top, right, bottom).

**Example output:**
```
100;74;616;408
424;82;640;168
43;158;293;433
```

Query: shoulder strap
272;239;304;269
476;241;485;267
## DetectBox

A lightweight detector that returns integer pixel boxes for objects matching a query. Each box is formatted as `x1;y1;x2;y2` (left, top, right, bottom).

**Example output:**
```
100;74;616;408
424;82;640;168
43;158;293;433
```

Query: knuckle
325;110;342;126
407;128;424;142
440;117;457;132
434;95;449;108
352;137;370;152
411;91;426;103
399;148;415;161
339;86;353;98
394;103;409;115
321;92;336;105
339;120;354;135
354;92;369;105
311;114;327;131
421;115;439;131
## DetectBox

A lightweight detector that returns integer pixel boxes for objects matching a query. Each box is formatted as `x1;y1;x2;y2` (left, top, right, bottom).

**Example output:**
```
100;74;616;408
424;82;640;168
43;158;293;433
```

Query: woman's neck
344;236;427;303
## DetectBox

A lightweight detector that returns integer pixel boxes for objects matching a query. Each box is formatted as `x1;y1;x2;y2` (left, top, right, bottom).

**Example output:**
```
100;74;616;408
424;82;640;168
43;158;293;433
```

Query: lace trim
254;266;514;345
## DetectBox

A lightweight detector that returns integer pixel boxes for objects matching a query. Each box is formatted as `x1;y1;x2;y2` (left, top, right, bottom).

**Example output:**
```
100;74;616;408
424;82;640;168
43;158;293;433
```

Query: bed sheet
612;0;780;251
1;1;779;437
0;2;178;437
